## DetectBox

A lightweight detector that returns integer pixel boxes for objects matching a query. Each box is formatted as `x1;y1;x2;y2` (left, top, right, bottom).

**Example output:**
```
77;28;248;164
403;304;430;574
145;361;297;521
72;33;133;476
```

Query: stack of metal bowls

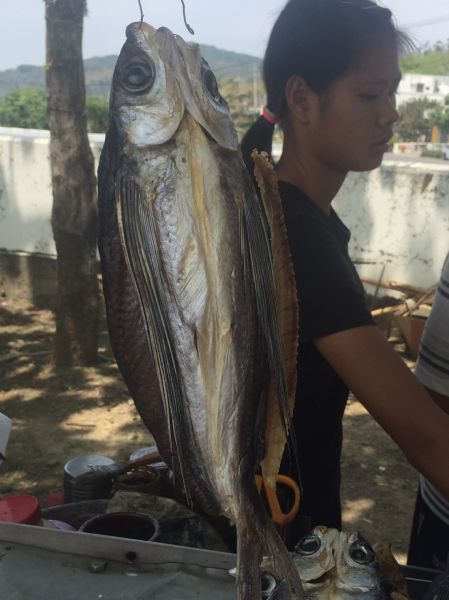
63;455;117;503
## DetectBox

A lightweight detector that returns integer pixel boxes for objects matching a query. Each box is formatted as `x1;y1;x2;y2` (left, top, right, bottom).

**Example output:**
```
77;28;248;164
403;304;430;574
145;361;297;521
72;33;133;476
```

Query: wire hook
138;0;144;26
180;0;194;35
137;1;194;35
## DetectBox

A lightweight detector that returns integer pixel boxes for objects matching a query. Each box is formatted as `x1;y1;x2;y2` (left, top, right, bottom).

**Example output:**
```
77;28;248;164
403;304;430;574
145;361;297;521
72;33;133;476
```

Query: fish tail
262;518;305;599
236;523;263;599
236;515;304;600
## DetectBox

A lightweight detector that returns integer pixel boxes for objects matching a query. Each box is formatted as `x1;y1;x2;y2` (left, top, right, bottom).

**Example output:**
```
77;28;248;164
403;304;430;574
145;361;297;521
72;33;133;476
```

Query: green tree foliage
0;88;48;129
400;41;449;75
429;96;449;133
86;96;109;133
0;88;109;132
396;98;438;142
219;76;263;138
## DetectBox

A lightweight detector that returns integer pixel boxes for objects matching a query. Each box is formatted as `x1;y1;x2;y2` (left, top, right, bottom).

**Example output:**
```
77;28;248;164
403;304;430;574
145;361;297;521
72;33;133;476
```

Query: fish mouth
124;22;175;58
125;21;157;42
306;568;336;584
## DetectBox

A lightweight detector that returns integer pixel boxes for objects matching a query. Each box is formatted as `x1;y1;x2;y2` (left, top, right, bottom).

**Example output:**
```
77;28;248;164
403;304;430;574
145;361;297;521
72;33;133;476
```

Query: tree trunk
45;0;98;366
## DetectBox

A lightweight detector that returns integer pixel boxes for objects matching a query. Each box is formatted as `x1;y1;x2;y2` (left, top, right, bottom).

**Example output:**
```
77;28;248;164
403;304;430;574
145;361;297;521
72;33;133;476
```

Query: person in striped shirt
407;252;449;569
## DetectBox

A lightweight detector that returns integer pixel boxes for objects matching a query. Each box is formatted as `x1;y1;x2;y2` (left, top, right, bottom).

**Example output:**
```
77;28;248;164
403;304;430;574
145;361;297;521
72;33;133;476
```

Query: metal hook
180;0;194;35
138;0;144;26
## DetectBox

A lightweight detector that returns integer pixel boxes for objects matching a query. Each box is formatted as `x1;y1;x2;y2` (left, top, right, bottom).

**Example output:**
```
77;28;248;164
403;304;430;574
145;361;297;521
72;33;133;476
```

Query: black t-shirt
278;181;374;528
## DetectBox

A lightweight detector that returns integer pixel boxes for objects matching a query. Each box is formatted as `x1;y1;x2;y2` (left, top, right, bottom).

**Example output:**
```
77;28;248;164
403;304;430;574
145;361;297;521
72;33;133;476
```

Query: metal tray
401;564;442;599
0;520;442;599
0;521;236;599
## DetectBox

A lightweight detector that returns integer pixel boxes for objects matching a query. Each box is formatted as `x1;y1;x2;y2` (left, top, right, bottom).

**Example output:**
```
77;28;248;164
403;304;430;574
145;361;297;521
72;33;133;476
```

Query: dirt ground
0;298;418;563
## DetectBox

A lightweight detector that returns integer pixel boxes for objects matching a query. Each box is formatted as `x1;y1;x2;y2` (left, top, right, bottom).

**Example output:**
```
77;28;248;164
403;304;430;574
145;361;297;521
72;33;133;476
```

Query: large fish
97;22;302;599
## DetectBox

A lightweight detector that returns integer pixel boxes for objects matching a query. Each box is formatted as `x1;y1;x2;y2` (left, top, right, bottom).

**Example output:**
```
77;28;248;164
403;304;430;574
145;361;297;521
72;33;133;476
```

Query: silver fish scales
98;22;303;599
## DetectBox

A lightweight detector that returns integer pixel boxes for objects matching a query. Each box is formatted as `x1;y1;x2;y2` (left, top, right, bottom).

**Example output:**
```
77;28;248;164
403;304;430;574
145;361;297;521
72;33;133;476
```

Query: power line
403;14;449;29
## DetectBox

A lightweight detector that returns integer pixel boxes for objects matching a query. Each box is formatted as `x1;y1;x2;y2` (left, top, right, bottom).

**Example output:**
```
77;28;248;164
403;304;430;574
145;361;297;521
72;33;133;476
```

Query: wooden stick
387;281;427;295
371;306;401;318
371;285;437;319
361;277;425;296
397;286;437;317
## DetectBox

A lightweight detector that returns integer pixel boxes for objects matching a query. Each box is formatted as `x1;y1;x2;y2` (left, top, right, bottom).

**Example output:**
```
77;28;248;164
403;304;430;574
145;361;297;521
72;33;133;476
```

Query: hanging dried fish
97;22;302;599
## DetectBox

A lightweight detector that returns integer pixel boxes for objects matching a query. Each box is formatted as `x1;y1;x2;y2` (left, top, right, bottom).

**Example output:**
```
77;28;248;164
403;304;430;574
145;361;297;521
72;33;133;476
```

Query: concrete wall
0;127;448;303
0;250;57;309
334;158;449;289
0;127;104;306
0;127;104;257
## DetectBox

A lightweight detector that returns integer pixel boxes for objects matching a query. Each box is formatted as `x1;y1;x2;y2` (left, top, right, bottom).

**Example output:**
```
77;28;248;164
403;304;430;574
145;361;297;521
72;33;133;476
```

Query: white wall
0;127;104;256
0;127;448;289
334;158;449;289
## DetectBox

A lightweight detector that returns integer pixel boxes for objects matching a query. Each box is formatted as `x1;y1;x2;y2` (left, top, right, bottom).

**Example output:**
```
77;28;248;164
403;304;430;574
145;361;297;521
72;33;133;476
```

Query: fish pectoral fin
115;173;192;501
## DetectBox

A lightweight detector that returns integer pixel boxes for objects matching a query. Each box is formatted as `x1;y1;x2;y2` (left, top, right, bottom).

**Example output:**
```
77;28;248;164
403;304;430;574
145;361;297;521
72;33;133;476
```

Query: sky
1;0;449;71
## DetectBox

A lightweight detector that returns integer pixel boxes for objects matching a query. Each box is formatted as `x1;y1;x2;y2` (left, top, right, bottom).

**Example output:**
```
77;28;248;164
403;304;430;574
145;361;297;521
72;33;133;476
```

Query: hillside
2;46;449;101
400;49;449;76
0;45;262;98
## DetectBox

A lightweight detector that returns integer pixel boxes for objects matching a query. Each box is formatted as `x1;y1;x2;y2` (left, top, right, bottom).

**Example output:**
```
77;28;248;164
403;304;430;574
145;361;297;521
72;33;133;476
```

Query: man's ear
285;75;312;124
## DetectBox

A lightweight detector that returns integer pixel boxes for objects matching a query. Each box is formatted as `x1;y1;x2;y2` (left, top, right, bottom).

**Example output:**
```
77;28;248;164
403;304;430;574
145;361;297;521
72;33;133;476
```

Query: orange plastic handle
255;474;301;527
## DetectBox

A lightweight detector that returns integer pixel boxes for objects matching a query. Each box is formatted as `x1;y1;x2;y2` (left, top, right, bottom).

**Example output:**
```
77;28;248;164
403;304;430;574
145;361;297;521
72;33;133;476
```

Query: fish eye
349;541;376;565
296;534;321;555
202;67;225;104
260;572;277;596
122;60;155;94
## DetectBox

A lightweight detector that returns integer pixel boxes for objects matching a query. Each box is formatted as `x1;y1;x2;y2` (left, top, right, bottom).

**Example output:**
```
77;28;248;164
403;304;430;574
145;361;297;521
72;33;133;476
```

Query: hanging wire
136;0;194;35
180;0;194;35
138;0;144;25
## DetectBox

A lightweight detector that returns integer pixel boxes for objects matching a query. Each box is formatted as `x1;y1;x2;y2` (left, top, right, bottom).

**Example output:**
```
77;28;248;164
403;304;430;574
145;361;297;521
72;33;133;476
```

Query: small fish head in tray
292;526;387;598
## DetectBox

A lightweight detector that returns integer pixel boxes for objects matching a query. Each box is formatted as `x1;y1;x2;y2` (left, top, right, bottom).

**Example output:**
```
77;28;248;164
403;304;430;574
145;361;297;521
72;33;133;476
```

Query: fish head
292;526;340;595
109;22;238;151
293;527;385;598
109;22;184;147
334;531;384;597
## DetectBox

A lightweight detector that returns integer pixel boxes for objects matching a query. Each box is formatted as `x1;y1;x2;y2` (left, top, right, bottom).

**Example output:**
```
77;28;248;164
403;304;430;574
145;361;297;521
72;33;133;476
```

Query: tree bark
45;0;98;366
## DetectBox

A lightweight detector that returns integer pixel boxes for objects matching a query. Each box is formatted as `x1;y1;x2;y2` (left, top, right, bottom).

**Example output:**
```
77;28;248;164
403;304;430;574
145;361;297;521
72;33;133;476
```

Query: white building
396;73;449;107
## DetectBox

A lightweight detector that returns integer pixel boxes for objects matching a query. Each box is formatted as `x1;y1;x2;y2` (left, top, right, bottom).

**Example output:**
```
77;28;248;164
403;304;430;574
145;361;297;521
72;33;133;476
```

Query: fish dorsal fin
252;150;299;490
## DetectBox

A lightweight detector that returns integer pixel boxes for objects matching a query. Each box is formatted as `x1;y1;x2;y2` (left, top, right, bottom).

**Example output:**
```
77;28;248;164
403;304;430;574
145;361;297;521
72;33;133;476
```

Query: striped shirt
415;253;449;526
